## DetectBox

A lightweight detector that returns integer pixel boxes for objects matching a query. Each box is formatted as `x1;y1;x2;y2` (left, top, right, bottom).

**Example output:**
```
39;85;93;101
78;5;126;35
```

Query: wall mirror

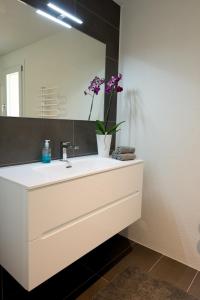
0;0;106;121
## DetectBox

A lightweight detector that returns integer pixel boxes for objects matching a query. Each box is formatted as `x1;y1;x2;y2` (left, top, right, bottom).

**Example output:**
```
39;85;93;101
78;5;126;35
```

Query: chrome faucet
60;141;79;168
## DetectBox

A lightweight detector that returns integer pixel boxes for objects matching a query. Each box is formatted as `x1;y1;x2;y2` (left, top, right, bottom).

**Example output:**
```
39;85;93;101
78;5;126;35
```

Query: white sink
32;156;121;173
0;155;142;189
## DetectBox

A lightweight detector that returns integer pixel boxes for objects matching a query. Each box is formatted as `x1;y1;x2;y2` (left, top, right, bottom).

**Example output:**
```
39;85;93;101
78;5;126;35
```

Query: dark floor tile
102;250;136;282
188;272;200;299
79;235;132;274
103;243;162;281
150;256;197;291
129;244;162;272
93;266;198;300
76;277;108;300
61;273;103;300
2;261;95;300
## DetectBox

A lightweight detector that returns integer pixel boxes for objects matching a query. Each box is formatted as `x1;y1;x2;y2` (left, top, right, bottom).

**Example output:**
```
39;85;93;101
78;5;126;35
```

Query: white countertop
0;155;143;190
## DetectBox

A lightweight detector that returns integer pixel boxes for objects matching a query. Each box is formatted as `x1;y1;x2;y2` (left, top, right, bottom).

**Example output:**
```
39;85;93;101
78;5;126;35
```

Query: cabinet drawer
28;192;141;290
28;164;143;240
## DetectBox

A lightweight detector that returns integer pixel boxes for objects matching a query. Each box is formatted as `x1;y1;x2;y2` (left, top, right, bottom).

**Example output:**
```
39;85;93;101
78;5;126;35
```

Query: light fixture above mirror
47;2;83;24
36;10;72;29
36;2;83;29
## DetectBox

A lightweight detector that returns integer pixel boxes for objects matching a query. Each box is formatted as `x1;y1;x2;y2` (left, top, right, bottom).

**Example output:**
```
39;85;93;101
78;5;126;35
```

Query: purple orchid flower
88;76;105;95
84;76;105;120
105;73;123;94
104;74;123;131
84;74;124;133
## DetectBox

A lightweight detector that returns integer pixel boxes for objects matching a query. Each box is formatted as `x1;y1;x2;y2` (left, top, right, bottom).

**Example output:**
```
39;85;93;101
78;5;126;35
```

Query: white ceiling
0;0;64;56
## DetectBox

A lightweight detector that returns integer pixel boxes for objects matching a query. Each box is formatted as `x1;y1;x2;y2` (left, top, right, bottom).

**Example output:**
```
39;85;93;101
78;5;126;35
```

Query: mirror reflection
0;0;106;120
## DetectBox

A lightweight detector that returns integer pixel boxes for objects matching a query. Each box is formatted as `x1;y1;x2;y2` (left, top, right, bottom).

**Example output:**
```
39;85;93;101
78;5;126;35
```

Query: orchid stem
105;89;113;132
88;92;95;121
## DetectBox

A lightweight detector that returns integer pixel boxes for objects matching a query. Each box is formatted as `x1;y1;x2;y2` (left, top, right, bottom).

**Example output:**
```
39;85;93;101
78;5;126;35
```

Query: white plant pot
96;134;112;158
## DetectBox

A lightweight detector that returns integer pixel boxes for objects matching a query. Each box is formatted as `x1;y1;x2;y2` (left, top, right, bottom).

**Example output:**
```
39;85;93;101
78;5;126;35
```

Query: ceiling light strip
47;2;83;24
36;10;72;28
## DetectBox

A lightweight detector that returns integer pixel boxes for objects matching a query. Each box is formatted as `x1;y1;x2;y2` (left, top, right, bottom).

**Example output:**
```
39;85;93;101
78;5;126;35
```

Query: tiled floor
1;235;200;299
76;242;200;300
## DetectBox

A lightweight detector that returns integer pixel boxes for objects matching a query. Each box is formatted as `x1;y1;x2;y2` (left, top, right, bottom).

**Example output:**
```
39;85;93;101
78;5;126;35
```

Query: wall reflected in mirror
0;0;106;120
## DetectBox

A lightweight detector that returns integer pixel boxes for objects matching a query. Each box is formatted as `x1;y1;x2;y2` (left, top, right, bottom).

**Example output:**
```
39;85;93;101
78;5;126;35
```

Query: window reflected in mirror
5;66;22;117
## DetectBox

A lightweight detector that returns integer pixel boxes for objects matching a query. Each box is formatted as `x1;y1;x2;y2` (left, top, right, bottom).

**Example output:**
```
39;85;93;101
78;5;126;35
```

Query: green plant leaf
96;120;106;134
107;121;125;135
96;129;104;135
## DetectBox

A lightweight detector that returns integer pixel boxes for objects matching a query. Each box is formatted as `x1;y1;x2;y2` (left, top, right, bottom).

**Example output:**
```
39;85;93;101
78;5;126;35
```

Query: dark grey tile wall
77;0;120;29
0;0;120;167
0;118;73;166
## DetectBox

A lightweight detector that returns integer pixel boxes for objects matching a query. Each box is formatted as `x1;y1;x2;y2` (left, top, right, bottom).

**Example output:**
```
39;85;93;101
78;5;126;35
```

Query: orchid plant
84;74;124;135
84;76;105;121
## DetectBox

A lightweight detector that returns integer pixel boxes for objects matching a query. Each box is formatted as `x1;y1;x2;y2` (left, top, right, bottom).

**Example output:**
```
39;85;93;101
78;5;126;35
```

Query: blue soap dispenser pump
42;139;51;163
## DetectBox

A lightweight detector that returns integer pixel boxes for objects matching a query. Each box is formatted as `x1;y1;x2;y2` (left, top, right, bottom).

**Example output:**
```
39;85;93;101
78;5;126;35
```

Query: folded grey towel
113;153;136;161
116;146;135;154
117;153;136;161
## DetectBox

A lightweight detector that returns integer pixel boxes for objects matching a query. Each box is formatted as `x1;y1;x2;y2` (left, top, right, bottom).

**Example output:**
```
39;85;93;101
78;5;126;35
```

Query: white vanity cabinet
0;156;144;291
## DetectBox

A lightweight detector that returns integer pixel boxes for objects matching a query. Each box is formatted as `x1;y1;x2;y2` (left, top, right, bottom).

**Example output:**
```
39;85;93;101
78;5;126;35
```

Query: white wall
0;29;105;120
118;0;200;270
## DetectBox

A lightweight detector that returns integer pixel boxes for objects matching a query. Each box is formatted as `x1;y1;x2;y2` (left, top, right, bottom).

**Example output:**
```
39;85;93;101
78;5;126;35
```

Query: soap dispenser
42;139;51;163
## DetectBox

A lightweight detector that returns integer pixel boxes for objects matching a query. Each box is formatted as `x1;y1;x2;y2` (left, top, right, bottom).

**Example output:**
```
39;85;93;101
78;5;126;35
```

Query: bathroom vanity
0;156;143;291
